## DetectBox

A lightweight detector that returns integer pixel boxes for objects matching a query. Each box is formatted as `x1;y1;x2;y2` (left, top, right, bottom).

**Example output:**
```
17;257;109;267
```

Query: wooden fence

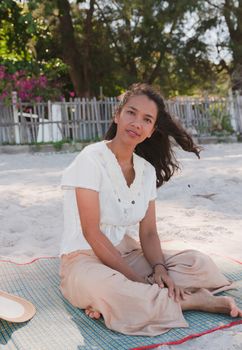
0;93;242;145
166;93;242;137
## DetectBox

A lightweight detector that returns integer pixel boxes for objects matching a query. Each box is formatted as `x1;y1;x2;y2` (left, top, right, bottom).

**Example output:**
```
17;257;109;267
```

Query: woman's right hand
152;267;189;302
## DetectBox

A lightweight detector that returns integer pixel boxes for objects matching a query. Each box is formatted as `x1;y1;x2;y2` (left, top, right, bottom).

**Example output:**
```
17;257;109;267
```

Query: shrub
0;65;62;104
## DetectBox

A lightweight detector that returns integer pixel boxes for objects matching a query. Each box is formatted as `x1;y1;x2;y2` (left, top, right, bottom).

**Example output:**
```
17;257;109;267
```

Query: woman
60;83;241;336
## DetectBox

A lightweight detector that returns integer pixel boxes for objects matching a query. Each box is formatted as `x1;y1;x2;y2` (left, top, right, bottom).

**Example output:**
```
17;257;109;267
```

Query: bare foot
85;306;101;320
181;288;242;318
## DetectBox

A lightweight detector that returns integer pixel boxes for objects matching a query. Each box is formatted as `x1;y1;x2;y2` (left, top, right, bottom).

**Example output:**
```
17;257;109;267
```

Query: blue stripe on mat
0;257;241;350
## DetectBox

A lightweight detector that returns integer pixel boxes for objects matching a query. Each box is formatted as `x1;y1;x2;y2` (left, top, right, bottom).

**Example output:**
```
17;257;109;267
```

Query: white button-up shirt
60;141;157;255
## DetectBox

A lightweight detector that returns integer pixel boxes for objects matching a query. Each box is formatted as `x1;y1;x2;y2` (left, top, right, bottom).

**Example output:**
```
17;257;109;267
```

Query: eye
144;117;152;124
127;110;135;115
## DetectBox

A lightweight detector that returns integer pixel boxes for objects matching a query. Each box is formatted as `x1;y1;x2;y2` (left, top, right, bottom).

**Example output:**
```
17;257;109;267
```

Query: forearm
140;231;166;267
85;230;144;282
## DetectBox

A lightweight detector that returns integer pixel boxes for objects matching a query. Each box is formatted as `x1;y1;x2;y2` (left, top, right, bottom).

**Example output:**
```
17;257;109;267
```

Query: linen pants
59;235;231;336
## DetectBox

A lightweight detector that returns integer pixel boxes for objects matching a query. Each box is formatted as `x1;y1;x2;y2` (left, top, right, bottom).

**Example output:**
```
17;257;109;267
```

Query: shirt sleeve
61;151;101;191
149;166;157;201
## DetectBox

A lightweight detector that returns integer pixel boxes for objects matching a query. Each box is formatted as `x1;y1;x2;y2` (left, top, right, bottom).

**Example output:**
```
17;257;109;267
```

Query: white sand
0;143;242;349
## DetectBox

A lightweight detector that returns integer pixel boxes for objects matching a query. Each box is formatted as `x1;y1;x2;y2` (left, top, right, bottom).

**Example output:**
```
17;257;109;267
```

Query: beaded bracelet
152;262;167;271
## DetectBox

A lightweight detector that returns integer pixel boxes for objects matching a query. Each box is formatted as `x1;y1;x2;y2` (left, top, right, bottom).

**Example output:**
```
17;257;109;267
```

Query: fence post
51;103;63;141
12;91;20;144
235;91;242;134
93;97;103;138
228;89;237;132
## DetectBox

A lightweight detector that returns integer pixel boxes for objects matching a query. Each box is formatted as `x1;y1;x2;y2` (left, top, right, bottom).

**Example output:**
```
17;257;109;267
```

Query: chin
125;137;145;148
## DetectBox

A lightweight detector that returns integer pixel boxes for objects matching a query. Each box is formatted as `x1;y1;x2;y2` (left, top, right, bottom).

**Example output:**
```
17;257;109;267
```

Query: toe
93;311;101;319
85;307;101;319
85;308;93;317
237;309;242;318
230;308;238;317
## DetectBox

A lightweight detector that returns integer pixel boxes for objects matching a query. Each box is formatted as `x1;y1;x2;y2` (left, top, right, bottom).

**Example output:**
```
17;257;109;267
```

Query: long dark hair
105;83;201;188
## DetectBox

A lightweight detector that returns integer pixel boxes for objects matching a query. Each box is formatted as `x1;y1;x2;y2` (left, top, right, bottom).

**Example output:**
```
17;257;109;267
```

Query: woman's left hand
152;268;188;302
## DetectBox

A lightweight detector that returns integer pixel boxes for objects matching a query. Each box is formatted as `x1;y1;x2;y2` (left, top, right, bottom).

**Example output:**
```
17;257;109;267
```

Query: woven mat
0;256;242;350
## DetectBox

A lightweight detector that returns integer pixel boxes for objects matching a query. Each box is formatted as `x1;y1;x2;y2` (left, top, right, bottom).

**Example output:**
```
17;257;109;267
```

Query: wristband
152;262;167;271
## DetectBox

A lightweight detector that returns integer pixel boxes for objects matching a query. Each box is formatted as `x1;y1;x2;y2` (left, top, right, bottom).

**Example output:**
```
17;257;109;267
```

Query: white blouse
60;140;157;255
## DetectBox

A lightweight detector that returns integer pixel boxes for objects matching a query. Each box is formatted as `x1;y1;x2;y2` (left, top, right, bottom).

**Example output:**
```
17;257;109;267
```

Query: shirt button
131;200;135;204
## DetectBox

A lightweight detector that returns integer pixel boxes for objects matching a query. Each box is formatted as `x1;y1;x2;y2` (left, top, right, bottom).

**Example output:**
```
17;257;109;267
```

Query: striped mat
0;256;242;350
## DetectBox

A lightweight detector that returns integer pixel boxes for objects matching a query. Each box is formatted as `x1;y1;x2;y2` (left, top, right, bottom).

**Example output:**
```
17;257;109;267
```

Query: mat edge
131;320;242;349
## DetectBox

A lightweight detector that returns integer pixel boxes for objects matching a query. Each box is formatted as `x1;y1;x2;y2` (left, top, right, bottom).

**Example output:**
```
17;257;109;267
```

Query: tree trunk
223;0;242;90
57;0;84;97
82;0;95;97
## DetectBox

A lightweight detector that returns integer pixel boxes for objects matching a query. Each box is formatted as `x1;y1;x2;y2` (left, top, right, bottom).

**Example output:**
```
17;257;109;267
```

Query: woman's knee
191;250;216;268
181;249;214;268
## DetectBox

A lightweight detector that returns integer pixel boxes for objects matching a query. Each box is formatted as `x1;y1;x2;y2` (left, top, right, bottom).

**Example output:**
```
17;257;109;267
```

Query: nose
131;116;142;129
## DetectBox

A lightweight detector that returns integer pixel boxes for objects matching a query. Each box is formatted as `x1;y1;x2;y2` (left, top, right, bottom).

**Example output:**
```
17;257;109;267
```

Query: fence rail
0;93;242;145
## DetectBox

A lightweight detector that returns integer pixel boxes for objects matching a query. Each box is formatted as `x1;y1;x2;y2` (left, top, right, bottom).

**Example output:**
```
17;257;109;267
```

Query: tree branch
205;0;222;10
223;0;236;39
146;52;163;84
95;1;127;67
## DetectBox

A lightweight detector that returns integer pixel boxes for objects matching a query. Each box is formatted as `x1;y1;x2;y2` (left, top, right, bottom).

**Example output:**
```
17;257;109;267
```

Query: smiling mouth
126;129;140;137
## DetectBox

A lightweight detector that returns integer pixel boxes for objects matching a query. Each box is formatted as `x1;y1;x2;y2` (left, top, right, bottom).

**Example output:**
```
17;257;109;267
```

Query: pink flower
0;65;63;103
18;91;31;101
38;75;47;87
0;91;8;100
12;70;26;80
35;96;42;102
0;66;6;79
69;91;75;97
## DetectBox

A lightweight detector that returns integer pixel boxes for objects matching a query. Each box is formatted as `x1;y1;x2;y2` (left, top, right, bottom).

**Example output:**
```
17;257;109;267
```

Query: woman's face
114;94;158;145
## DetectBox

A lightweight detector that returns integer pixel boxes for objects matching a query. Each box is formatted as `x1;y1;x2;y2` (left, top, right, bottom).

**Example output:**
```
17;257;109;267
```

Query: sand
0;142;242;349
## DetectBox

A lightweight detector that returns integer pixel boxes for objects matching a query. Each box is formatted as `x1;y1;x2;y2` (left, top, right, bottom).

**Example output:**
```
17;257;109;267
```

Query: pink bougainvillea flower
35;96;42;102
0;65;63;103
38;75;48;87
0;91;8;100
0;66;6;79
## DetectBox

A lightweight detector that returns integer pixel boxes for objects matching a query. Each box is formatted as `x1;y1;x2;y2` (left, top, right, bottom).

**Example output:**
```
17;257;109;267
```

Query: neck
106;138;135;164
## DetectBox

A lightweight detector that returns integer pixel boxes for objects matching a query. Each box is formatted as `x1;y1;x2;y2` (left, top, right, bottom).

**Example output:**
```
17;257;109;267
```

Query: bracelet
152;262;167;272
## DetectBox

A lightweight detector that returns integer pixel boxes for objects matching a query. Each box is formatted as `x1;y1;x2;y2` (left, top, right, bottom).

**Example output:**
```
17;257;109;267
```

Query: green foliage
52;140;65;151
0;0;37;60
209;104;234;134
0;0;239;98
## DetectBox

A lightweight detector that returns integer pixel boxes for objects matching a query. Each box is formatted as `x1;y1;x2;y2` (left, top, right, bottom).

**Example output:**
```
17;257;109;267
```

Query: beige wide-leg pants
60;235;231;336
